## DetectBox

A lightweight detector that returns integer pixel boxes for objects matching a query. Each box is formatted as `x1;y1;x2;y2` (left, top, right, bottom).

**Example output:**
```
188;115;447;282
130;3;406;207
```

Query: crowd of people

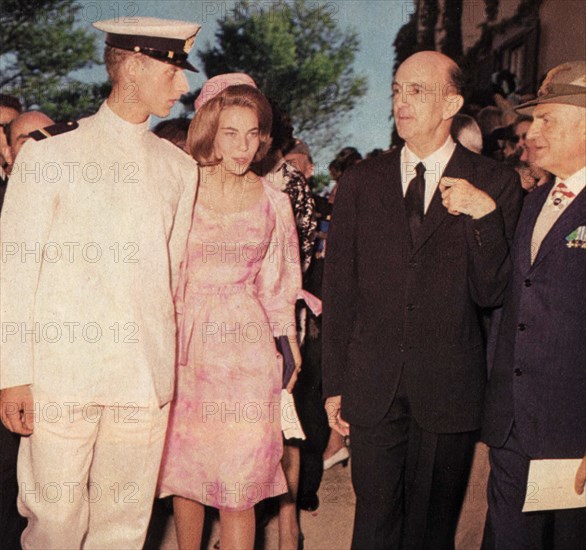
0;13;584;550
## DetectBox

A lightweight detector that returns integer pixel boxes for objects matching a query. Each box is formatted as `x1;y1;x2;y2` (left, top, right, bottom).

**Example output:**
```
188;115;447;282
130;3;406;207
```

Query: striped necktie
550;181;575;210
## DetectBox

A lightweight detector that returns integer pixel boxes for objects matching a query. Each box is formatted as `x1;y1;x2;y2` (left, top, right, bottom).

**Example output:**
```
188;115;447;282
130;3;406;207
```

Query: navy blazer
482;182;586;458
322;144;522;433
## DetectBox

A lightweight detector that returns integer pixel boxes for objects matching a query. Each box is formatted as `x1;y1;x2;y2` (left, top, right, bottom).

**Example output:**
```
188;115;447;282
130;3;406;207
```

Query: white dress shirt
401;136;457;214
531;166;586;262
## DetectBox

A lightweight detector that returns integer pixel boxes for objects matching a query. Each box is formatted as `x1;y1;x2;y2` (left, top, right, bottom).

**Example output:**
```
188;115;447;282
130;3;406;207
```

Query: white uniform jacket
0;101;197;407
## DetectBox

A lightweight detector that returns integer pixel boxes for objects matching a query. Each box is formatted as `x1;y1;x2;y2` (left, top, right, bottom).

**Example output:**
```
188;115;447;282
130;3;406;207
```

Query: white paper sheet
523;459;586;512
280;389;306;441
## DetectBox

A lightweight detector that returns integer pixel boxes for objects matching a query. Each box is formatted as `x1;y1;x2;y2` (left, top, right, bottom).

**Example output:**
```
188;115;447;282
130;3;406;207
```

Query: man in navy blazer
482;60;586;548
322;51;522;549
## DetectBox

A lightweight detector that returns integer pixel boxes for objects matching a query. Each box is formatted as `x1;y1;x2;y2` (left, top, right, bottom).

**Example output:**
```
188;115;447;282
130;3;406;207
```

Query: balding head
402;51;464;93
9;111;54;159
392;51;464;158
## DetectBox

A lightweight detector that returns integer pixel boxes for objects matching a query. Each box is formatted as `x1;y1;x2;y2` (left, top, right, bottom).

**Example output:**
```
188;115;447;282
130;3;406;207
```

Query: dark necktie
404;162;426;243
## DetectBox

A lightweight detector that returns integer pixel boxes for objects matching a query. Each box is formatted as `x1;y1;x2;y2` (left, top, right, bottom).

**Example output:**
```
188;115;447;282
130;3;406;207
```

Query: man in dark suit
321;51;522;549
482;60;586;549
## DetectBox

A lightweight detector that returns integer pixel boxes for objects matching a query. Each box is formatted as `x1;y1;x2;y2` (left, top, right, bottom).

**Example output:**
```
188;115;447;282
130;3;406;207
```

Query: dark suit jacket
322;144;522;433
482;182;586;458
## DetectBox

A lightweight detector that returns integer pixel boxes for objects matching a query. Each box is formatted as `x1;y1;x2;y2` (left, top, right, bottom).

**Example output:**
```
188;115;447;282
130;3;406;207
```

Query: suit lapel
516;183;552;273
381;151;411;242
381;150;405;216
531;186;586;270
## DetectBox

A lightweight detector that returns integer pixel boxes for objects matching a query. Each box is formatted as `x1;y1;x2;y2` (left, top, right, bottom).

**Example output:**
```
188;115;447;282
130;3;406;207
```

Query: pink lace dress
158;181;302;511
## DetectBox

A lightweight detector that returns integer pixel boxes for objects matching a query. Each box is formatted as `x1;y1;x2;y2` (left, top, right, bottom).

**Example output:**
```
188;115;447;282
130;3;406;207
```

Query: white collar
98;101;151;137
555;166;586;197
401;136;457;185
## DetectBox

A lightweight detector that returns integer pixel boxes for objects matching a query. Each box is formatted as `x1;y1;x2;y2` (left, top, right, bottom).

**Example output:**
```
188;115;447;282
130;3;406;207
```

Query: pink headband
194;73;257;110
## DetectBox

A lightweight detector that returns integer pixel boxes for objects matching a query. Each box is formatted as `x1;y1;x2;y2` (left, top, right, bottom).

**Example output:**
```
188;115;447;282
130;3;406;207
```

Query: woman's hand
285;335;302;393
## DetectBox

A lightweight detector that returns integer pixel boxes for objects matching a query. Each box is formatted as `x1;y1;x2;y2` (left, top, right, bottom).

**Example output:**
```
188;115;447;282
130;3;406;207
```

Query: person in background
282;138;332;514
0;94;22;207
366;147;384;159
318;146;364;478
0;95;22;128
322;51;522;549
8;110;55;160
477;105;504;157
482;59;586;550
512;115;532;157
158;77;304;550
325;147;362;205
251;94;317;550
0;95;27;550
153;117;190;150
284;138;315;181
253;99;316;274
513;115;553;192
451;113;483;154
0;17;199;548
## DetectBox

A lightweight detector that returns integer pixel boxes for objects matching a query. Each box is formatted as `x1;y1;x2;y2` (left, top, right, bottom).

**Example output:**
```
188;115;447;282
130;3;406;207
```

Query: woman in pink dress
158;76;303;549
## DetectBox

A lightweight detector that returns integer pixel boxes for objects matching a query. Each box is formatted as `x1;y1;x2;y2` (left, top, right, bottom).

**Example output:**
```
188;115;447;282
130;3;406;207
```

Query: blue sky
76;0;408;171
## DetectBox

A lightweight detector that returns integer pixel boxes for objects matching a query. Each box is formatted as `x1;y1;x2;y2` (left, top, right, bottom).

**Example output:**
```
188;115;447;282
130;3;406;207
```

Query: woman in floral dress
158;76;303;549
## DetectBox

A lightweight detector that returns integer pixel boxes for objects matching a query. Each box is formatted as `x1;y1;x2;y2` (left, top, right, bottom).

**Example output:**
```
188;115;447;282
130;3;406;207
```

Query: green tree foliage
194;0;367;150
0;0;105;120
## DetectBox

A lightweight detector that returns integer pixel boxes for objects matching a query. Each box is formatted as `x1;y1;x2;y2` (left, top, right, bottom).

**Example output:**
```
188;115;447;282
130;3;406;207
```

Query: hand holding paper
575;454;586;495
523;459;586;512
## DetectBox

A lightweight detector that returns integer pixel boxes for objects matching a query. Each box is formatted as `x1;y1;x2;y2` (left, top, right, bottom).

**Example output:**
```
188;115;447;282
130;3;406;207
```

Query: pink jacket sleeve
255;180;303;337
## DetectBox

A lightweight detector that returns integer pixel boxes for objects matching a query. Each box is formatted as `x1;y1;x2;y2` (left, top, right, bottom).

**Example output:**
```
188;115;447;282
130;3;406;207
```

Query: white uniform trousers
17;394;169;549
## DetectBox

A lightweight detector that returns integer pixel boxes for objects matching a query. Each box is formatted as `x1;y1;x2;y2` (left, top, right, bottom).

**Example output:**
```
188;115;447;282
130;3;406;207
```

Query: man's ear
443;94;464;120
124;54;144;81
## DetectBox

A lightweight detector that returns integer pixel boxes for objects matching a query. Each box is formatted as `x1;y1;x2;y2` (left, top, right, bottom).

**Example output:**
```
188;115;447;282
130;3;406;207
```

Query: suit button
399;344;405;353
514;368;523;376
524;279;532;287
518;323;526;331
474;229;482;246
406;304;415;311
408;262;417;269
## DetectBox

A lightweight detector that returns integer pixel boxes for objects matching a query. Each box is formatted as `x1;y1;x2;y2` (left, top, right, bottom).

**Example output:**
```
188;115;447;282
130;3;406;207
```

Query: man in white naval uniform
0;18;200;548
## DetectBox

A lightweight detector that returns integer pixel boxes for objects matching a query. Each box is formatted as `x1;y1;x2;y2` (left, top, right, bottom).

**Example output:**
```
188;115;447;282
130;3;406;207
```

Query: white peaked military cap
93;17;201;72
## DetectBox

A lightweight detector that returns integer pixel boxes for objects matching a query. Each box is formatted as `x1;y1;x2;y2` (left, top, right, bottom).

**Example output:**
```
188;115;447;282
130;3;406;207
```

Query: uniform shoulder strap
29;120;79;141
